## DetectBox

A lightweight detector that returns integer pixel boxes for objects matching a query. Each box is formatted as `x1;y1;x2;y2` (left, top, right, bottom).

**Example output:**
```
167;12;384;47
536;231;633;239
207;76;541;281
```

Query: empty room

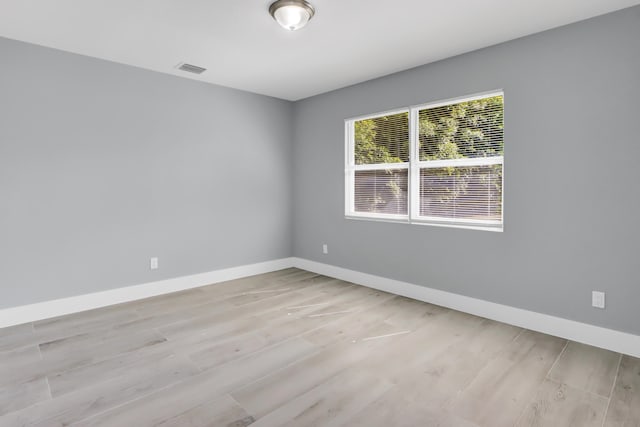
1;1;639;426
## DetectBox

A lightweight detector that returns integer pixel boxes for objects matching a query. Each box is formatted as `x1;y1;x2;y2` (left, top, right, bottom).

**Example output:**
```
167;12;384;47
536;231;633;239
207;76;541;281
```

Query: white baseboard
0;257;295;328
292;257;640;358
3;256;638;359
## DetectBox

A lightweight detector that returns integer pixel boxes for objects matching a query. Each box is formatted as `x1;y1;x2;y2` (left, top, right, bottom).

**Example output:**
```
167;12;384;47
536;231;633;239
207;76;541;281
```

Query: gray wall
0;37;293;308
292;6;640;334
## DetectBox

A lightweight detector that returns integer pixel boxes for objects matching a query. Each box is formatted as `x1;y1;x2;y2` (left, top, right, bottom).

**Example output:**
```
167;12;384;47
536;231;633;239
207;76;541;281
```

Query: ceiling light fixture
269;0;315;31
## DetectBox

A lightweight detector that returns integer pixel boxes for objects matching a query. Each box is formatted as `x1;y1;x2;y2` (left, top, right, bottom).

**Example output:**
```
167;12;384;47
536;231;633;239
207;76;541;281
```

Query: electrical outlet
150;257;159;270
322;244;328;254
592;291;605;309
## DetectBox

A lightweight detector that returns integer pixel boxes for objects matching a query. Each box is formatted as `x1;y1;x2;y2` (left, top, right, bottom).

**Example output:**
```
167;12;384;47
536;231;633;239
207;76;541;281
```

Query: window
345;91;504;231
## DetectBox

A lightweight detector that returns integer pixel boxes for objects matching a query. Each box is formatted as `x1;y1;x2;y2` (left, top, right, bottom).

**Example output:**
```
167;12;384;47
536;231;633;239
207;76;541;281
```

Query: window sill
344;214;503;232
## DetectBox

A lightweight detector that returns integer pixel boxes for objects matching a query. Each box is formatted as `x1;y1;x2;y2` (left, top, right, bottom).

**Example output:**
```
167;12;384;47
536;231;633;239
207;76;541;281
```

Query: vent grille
176;63;207;74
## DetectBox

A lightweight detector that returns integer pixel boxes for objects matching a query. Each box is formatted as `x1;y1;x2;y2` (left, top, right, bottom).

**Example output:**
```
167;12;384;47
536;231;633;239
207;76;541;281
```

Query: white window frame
345;90;504;232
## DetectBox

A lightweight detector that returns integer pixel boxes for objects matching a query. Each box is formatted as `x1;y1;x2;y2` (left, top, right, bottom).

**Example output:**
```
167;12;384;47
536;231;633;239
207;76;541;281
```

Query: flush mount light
269;0;315;31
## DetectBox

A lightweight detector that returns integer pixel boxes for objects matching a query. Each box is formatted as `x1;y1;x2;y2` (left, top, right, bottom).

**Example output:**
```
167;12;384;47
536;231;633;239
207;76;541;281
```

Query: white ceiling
0;0;638;100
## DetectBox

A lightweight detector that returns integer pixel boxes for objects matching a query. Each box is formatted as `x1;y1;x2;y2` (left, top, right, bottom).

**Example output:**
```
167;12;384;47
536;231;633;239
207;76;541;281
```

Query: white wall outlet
592;291;605;309
322;244;328;254
150;257;159;270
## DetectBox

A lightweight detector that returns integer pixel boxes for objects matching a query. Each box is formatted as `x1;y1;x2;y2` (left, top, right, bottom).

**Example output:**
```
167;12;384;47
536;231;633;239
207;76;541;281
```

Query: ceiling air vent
176;63;207;75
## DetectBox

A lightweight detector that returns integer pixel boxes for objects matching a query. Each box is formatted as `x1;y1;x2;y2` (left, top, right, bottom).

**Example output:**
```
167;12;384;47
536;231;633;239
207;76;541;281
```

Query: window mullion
409;107;419;221
353;163;409;171
417;156;503;169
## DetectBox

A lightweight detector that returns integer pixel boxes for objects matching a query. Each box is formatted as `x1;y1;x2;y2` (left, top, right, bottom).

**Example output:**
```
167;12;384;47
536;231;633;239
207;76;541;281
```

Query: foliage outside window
345;92;504;231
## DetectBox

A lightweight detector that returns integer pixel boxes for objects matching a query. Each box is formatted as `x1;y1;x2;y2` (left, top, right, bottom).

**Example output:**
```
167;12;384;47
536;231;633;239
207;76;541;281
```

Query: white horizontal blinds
419;165;502;221
354;112;409;165
354;169;408;214
418;96;503;161
351;111;409;215
416;95;504;225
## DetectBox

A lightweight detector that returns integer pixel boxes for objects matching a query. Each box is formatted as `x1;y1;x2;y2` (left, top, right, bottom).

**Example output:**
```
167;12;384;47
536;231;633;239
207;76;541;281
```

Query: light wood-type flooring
0;268;639;426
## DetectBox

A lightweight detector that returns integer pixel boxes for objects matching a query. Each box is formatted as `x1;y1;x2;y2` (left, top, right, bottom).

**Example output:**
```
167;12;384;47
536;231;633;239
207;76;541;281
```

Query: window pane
354;112;409;165
419;165;502;221
354;169;408;215
418;96;503;161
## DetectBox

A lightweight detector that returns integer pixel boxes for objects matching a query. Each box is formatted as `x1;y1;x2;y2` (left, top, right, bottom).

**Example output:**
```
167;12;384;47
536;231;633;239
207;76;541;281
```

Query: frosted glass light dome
269;0;315;31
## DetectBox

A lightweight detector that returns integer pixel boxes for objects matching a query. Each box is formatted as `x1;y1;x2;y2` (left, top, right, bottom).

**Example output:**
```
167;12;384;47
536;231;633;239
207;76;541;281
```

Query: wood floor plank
355;310;485;385
34;304;140;336
449;330;567;427
200;270;318;299
194;269;305;298
158;281;365;357
0;329;169;388
374;319;522;414
188;312;342;371
0;345;41;379
0;377;50;417
185;281;386;371
0;328;40;353
0;353;200;426
157;289;324;341
109;298;236;335
185;330;276;371
300;295;444;349
261;270;321;285
380;296;450;329
516;379;608;427
230;334;404;419
0;308;140;353
73;338;318;426
126;288;214;317
39;329;167;369
129;270;306;317
187;286;397;371
603;355;640;427
155;395;254;427
46;341;177;397
250;368;392;427
0;323;33;339
344;388;481;427
121;273;340;338
548;341;620;398
225;288;299;307
130;269;316;320
74;393;251;427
